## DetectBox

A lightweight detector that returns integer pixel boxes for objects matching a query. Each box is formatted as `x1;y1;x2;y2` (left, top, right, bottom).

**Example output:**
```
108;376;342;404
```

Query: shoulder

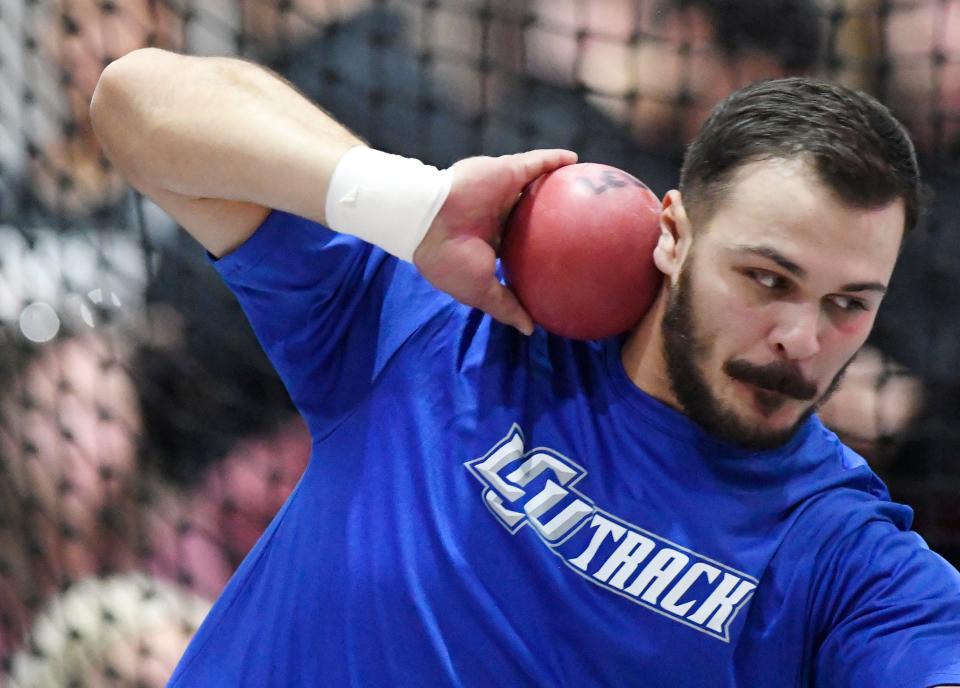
807;514;960;686
775;427;920;582
807;495;960;635
413;303;613;401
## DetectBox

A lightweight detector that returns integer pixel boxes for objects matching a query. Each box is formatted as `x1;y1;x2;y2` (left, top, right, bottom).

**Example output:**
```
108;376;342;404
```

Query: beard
661;264;852;451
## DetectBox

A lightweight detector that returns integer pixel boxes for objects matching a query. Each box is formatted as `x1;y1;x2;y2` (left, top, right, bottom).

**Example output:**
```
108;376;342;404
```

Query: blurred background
0;0;958;684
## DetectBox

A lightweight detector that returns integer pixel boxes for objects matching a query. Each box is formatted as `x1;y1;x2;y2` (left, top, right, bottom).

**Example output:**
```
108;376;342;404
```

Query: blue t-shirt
168;211;960;688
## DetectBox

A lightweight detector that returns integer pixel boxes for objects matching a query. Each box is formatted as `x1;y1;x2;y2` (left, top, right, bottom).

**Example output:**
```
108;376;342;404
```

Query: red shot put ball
500;162;663;340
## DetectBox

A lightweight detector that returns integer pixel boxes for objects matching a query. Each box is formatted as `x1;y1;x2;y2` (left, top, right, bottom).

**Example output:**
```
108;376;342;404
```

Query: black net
0;0;958;683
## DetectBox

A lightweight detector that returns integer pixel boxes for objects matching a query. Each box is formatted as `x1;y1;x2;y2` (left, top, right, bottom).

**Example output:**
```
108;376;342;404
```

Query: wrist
324;146;453;262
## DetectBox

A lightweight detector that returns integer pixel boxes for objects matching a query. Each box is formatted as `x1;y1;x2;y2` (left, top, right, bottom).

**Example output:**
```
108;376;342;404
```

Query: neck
621;287;683;412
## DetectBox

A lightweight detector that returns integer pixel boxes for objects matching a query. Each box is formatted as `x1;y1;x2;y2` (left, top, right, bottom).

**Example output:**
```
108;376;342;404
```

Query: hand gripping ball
501;163;663;340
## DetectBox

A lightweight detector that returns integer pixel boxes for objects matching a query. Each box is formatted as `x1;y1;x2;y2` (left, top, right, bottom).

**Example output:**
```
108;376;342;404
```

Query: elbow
90;48;168;136
90;48;177;188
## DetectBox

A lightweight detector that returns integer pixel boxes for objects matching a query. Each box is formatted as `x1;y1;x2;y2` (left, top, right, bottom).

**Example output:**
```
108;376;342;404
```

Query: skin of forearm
90;47;361;222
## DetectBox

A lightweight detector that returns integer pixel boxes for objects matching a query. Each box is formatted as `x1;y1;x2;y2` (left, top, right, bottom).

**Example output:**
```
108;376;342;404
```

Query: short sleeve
813;520;960;688
210;210;454;438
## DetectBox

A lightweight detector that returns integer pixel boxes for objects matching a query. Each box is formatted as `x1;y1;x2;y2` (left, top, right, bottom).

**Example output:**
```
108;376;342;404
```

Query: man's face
885;0;960;151
660;158;904;449
525;1;792;147
45;0;182;122
0;335;140;534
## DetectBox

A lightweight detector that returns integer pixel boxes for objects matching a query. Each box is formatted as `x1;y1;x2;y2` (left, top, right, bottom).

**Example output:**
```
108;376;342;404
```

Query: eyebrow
735;245;805;278
838;281;887;294
734;244;888;294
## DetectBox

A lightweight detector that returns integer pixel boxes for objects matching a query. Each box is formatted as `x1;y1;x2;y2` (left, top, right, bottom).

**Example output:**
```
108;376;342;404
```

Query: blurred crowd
0;0;958;684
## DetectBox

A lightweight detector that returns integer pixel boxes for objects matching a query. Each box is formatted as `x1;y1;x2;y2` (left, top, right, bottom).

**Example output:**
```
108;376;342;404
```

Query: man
525;0;822;150
880;0;960;154
837;0;960;558
24;0;183;221
260;0;821;199
7;573;210;687
90;48;960;686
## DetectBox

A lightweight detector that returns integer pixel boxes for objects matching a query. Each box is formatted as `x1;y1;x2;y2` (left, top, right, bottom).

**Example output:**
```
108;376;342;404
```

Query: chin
724;393;813;443
732;382;803;420
758;414;804;438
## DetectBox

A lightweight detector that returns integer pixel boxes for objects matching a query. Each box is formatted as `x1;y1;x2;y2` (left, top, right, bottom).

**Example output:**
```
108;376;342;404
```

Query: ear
653;190;694;281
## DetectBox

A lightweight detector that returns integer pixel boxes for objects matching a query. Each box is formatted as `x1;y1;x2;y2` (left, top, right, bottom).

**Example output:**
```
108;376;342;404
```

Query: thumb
511;149;579;189
476;276;535;336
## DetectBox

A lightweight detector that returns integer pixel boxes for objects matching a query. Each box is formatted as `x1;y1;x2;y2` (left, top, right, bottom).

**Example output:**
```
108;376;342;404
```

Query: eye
746;269;787;290
827;295;869;313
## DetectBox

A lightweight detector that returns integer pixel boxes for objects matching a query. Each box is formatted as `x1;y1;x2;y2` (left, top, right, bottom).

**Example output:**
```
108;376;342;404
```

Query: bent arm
90;47;361;256
92;47;576;332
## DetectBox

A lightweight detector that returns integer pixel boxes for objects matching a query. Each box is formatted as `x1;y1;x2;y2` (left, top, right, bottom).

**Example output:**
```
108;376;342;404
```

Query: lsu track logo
464;425;758;642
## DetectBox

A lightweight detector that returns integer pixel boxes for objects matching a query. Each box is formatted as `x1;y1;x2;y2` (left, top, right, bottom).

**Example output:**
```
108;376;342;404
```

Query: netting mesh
0;0;958;683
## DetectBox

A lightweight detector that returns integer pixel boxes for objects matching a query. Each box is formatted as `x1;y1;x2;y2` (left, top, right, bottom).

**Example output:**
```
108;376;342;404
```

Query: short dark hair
679;77;922;233
660;0;823;72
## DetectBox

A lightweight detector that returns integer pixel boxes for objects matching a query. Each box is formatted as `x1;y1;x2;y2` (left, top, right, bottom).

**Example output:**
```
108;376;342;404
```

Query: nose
769;302;821;361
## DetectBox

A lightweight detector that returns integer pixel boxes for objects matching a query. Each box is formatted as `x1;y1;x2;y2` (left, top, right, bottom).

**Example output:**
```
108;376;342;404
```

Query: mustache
723;359;818;401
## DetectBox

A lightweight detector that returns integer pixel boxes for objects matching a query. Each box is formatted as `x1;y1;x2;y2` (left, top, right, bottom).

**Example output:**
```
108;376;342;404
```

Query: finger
476;278;535;336
512;148;579;187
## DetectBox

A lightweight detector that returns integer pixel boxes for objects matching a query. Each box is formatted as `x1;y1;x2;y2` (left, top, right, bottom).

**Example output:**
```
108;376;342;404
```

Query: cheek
829;310;876;341
634;45;684;100
816;314;876;381
826;328;872;370
693;281;770;361
703;271;766;324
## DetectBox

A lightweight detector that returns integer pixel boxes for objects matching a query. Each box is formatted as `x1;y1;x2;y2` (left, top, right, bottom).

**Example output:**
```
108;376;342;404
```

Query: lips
729;378;792;418
751;386;789;417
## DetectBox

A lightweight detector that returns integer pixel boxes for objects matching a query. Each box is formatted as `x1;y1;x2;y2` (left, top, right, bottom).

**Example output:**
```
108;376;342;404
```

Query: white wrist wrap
324;146;453;262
